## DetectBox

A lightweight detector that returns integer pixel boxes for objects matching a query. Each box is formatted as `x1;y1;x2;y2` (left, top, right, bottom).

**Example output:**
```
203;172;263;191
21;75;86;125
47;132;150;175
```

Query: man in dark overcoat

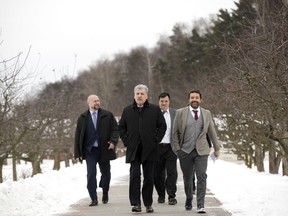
118;84;166;213
74;94;118;206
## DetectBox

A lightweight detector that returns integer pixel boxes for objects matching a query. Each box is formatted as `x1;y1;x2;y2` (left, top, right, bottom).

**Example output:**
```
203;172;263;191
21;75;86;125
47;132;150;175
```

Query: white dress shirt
161;109;171;144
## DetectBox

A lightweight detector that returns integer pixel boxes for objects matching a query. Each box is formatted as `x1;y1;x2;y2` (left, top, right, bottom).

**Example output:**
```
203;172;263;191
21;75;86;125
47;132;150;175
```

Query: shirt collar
189;106;200;113
90;109;98;115
162;108;170;114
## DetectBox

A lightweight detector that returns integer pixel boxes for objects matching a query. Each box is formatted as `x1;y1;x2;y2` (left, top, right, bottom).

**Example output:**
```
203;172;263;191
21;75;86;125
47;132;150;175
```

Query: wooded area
1;0;287;182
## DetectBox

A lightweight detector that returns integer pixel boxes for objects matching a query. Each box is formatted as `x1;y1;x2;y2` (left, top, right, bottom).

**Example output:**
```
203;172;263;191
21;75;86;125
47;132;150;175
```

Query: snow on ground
0;156;287;216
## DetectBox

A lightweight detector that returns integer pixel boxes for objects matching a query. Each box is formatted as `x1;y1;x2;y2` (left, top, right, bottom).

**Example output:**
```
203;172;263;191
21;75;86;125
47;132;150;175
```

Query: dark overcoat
74;108;119;162
118;100;166;163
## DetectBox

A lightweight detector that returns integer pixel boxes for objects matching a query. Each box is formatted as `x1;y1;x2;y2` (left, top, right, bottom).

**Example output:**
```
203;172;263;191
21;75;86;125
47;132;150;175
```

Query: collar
132;99;150;109
189;106;200;113
162;108;170;114
89;109;99;115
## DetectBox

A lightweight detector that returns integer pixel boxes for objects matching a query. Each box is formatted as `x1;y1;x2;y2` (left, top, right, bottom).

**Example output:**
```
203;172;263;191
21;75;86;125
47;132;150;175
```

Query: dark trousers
85;147;111;200
129;158;154;207
192;167;196;192
154;144;177;199
178;149;208;208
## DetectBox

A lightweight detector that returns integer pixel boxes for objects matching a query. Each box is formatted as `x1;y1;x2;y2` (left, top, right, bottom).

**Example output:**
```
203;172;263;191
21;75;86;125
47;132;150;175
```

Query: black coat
118;100;167;163
74;108;119;162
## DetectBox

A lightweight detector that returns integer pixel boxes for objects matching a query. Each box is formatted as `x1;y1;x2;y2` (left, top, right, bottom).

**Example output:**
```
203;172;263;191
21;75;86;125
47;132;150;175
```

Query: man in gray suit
154;92;178;205
172;89;220;214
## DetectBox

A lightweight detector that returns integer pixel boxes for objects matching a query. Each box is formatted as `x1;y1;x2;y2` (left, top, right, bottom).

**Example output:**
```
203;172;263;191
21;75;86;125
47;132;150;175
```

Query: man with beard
171;89;221;214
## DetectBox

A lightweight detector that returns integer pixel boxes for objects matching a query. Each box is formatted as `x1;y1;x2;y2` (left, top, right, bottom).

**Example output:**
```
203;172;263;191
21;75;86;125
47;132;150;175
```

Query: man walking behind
154;92;178;205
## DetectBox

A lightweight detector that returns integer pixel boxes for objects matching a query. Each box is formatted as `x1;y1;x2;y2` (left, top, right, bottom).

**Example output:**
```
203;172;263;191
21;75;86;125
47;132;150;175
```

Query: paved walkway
55;165;231;216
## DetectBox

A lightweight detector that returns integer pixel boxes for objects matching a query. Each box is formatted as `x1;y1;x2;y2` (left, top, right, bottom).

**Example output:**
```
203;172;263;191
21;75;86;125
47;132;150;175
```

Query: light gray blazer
172;106;221;156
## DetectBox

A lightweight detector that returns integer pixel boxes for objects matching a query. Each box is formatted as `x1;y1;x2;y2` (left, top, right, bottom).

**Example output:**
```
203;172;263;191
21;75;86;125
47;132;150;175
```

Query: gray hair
134;84;148;93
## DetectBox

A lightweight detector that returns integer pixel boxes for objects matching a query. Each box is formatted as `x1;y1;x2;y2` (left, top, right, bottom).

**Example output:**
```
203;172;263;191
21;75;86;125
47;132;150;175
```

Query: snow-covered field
1;156;287;216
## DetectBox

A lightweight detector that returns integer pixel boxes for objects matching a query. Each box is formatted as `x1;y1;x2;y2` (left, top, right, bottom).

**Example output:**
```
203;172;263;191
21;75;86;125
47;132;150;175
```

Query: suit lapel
170;109;175;127
201;108;207;124
169;109;175;141
199;108;207;137
181;107;189;133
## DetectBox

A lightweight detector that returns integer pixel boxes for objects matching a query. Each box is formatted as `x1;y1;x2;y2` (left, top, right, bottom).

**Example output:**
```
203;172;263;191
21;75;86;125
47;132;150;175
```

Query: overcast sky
0;0;238;86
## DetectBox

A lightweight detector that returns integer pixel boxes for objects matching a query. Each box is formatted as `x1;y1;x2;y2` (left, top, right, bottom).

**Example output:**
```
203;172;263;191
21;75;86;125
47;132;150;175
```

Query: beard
91;105;100;110
190;101;199;109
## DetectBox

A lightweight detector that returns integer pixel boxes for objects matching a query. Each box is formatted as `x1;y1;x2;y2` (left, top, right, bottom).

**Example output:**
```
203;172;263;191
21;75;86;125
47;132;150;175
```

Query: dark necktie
193;110;198;120
162;110;166;115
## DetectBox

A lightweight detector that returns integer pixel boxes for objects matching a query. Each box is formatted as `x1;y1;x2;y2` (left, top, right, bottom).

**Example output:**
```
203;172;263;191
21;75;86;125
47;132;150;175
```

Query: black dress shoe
185;198;192;210
157;197;165;203
168;198;177;205
146;206;154;213
131;204;142;212
102;193;108;204
89;199;98;206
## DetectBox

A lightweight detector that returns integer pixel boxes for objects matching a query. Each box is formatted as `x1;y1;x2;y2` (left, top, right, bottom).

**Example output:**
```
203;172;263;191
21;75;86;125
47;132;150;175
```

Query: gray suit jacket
172;106;221;156
169;108;176;142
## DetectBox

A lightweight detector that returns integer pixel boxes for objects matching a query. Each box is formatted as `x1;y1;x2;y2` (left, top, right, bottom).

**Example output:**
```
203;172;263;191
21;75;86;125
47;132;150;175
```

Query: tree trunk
53;152;61;170
255;145;265;172
0;159;4;183
31;159;42;176
280;132;288;176
269;148;281;174
12;149;17;181
64;153;70;168
244;154;253;168
282;157;288;176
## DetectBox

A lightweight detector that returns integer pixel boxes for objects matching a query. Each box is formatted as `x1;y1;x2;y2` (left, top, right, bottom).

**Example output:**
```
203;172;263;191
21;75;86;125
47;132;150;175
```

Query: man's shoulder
123;104;133;111
148;103;162;112
176;106;189;112
168;108;176;115
169;108;176;112
80;109;89;117
99;108;115;117
149;103;160;109
77;110;89;123
200;107;211;114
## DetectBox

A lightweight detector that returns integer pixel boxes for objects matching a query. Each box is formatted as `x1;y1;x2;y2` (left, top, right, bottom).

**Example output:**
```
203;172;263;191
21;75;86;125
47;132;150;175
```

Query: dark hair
188;89;202;99
158;92;170;100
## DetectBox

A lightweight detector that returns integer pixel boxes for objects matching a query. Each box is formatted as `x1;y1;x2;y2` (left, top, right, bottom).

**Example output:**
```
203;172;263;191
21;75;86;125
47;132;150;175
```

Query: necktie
193;110;198;120
92;112;97;129
162;110;166;115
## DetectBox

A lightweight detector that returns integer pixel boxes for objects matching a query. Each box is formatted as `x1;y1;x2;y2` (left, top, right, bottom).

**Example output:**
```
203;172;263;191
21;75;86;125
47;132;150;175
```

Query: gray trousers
178;149;208;208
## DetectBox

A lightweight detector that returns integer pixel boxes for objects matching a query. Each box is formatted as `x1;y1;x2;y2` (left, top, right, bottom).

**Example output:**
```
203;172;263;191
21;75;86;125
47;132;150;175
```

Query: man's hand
108;142;115;150
214;150;220;158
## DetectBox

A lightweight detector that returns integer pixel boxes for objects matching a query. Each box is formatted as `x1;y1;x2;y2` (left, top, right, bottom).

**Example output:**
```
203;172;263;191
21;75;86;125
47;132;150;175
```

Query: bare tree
0;46;33;181
218;0;288;175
